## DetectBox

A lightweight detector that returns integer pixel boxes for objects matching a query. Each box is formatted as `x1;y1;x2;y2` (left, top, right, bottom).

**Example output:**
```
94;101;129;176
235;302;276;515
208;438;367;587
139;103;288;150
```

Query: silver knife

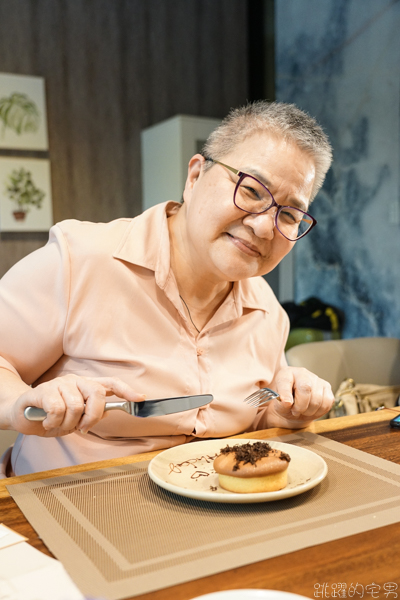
24;393;213;421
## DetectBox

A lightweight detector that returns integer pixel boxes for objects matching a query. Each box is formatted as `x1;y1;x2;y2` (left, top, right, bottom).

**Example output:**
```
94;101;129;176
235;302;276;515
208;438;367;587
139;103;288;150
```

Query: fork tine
253;395;278;408
245;391;271;406
243;388;280;407
242;390;264;404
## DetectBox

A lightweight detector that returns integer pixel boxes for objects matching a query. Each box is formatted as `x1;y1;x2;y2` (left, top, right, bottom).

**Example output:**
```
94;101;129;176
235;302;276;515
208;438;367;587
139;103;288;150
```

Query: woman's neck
177;284;233;333
168;210;233;331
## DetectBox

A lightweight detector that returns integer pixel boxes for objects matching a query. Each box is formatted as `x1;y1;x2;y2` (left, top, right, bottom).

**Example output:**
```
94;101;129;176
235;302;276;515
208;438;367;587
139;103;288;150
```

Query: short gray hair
201;101;332;201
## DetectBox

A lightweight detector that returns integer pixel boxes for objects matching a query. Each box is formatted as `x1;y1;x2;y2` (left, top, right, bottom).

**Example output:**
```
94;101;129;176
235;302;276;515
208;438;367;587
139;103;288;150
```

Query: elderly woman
0;101;335;476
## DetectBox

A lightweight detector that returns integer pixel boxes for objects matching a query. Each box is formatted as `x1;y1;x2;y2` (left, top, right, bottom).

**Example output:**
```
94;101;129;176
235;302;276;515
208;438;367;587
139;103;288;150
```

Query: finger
274;369;295;409
41;385;83;431
312;383;335;419
291;375;313;417
294;381;324;418
91;377;146;402
73;379;109;434
325;384;335;412
299;383;335;420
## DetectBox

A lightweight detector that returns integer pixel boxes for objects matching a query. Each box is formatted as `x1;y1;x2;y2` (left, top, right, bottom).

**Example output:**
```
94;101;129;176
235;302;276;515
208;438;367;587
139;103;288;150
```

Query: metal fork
243;387;280;407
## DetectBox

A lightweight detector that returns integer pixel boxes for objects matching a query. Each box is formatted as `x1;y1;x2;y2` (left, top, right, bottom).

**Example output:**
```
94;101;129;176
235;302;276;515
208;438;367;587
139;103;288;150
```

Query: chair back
286;337;400;392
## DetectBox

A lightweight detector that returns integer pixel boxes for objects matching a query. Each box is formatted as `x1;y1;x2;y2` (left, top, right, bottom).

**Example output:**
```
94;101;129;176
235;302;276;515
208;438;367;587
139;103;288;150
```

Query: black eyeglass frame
205;157;317;241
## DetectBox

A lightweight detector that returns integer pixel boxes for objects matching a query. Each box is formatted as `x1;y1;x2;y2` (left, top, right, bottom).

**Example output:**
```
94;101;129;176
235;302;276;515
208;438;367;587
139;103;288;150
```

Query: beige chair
0;430;18;460
286;337;400;393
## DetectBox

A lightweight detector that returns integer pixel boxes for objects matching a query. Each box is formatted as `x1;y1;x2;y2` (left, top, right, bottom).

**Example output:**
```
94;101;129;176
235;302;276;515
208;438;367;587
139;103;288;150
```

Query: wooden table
1;410;400;600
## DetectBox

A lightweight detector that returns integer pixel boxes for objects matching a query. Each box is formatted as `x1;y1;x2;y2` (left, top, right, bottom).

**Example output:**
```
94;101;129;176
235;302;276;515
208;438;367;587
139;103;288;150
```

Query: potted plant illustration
0;92;40;137
5;167;45;221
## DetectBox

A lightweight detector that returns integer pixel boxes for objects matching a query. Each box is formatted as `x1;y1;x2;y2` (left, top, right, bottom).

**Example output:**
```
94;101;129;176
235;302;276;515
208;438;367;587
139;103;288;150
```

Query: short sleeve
0;225;70;384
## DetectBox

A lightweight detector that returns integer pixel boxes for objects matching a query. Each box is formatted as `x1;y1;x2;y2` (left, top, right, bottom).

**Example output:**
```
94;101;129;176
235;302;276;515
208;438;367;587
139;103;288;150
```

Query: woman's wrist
0;368;31;430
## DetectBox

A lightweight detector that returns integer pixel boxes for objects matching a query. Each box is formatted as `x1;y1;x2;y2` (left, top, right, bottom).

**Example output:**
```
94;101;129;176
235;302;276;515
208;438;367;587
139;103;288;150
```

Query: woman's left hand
266;366;335;428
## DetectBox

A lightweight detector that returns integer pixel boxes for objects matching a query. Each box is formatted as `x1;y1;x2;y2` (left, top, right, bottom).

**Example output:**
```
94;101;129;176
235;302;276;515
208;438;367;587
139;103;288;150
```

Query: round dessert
213;441;291;493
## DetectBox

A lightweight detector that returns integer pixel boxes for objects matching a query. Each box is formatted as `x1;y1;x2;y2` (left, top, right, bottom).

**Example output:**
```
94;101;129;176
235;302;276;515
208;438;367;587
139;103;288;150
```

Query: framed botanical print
0;157;53;231
0;72;49;151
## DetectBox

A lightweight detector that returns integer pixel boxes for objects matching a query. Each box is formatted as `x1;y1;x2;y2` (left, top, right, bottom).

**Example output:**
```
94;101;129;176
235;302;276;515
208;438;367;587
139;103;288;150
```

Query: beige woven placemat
7;432;400;600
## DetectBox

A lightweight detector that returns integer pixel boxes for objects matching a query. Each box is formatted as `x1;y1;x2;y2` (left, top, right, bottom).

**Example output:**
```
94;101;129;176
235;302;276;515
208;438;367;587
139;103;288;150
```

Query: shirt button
196;347;204;356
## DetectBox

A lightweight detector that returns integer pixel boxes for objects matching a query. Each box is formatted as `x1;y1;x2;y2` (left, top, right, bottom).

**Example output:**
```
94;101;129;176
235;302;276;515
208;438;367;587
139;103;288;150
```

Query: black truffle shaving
219;441;291;471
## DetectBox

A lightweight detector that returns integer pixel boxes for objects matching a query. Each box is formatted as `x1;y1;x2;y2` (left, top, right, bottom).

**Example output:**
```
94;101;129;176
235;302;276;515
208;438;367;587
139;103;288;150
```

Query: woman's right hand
9;374;146;437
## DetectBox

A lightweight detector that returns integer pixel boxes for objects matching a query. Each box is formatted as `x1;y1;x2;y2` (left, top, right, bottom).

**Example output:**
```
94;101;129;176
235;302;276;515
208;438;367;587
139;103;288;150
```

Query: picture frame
0;72;49;151
0;157;53;232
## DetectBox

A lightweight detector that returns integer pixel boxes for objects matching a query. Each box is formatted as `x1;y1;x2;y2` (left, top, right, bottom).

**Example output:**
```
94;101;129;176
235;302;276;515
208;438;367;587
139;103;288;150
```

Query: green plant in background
5;168;45;220
0;92;40;136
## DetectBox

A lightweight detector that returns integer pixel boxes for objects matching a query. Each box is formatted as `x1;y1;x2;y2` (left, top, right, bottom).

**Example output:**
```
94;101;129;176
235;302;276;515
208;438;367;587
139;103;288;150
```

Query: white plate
148;438;327;504
190;589;311;600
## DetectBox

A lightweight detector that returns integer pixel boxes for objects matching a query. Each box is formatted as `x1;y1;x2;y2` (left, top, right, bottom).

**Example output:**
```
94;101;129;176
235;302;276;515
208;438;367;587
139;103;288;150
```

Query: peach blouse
0;202;289;475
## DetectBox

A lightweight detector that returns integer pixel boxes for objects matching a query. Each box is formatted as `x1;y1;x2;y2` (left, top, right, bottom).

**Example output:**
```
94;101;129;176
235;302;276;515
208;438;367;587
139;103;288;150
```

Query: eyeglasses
206;158;317;241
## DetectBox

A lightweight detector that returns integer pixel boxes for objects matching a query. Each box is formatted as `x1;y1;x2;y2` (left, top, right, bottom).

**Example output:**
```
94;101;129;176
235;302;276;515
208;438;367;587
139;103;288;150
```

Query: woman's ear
183;154;205;201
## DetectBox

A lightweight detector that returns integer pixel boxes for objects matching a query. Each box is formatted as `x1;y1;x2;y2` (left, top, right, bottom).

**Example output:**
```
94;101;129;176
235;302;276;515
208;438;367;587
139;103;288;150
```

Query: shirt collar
234;278;270;314
112;201;178;289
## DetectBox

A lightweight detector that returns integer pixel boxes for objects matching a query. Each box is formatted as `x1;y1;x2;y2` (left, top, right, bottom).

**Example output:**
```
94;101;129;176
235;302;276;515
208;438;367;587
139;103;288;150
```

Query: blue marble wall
276;0;400;338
